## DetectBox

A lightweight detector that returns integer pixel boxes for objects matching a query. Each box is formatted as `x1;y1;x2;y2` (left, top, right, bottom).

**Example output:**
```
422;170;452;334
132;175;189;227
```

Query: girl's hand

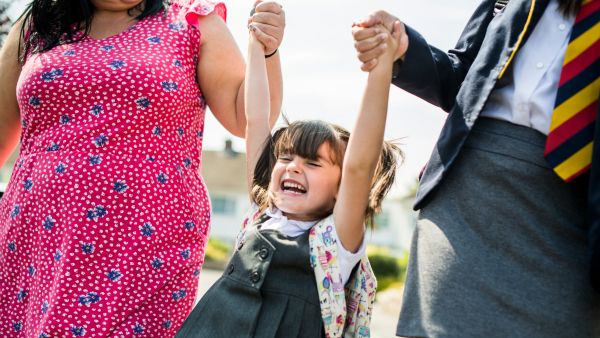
377;21;403;67
248;1;285;56
248;25;267;53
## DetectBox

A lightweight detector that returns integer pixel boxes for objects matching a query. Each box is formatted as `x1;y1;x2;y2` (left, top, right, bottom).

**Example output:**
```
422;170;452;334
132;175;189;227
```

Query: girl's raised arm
244;28;271;194
195;3;283;139
334;23;402;252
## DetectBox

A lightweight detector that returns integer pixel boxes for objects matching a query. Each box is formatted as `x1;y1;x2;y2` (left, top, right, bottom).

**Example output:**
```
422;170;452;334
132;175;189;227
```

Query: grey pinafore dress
176;223;325;337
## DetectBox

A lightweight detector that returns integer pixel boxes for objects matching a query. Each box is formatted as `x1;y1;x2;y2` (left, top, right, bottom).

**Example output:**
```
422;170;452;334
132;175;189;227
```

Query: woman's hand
248;1;285;56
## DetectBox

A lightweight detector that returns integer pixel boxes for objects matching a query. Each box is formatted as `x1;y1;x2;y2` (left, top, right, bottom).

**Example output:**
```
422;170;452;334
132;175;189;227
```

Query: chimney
224;139;237;157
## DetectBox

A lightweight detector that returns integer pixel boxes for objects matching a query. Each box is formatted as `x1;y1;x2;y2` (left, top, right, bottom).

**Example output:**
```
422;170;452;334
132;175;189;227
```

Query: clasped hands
352;11;409;71
245;5;408;69
247;1;285;56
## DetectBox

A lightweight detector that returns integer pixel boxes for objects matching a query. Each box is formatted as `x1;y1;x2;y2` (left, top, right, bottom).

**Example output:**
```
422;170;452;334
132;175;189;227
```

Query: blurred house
202;140;417;254
201;140;251;241
371;195;417;255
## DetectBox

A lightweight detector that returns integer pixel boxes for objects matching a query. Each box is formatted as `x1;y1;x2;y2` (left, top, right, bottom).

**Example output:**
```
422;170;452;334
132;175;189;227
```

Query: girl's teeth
282;181;306;192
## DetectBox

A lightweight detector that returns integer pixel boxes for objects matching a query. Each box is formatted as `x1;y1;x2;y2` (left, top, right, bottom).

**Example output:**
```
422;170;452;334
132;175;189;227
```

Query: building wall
206;189;250;242
369;198;417;254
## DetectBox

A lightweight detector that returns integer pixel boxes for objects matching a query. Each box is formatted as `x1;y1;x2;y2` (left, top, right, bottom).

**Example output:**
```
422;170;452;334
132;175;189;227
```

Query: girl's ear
334;174;342;200
334;183;340;200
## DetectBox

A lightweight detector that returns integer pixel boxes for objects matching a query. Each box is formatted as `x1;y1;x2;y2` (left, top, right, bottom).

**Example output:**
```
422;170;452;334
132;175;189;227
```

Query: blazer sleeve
391;0;497;112
589;103;600;293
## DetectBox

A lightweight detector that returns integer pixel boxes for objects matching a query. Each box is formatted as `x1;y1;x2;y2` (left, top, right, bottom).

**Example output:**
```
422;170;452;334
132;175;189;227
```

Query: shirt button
536;62;544;69
518;103;528;112
258;247;269;260
237;240;244;251
227;264;235;275
558;23;566;31
250;271;261;283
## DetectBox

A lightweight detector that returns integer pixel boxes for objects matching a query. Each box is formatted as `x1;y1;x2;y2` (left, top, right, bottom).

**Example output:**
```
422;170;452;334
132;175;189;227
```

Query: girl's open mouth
281;179;306;194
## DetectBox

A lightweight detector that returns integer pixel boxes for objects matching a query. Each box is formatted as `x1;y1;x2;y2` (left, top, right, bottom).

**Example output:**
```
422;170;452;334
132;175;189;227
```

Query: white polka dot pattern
0;1;225;336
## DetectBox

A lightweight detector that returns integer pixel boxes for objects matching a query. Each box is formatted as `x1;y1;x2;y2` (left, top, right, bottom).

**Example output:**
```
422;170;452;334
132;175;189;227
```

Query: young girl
176;18;404;338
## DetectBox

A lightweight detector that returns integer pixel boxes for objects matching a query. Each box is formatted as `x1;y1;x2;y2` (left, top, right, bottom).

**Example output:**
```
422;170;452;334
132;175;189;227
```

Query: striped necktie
545;0;599;182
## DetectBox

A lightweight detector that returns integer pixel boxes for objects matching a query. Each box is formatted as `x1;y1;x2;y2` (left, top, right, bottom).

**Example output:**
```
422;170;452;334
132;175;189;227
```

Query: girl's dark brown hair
251;120;403;228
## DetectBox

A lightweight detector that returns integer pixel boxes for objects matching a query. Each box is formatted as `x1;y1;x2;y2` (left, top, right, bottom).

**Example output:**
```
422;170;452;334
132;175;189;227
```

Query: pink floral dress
0;1;225;336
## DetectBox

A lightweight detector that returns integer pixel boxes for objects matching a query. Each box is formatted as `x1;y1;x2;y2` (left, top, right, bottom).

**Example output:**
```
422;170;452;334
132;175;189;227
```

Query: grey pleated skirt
176;227;325;338
397;118;600;338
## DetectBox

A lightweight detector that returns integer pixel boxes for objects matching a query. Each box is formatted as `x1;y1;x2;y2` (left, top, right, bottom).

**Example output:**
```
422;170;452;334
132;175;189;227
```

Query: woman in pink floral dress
0;0;284;336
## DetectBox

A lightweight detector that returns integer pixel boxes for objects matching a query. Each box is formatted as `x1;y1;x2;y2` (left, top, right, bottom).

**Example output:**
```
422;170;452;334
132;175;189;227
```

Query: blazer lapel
497;0;551;79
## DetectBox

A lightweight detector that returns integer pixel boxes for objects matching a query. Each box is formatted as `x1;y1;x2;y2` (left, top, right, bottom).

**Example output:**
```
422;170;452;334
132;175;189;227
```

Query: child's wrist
376;54;395;69
265;49;278;58
369;58;394;76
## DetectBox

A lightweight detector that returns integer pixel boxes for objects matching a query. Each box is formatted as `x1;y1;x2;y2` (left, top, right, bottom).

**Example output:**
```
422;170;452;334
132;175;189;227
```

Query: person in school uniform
352;0;600;336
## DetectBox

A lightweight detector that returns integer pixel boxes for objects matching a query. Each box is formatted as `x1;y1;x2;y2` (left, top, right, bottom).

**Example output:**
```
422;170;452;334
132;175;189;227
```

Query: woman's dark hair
251;120;403;228
18;0;167;63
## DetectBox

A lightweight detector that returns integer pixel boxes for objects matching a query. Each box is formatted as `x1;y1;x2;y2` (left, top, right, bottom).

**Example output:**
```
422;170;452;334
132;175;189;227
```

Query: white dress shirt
480;0;575;135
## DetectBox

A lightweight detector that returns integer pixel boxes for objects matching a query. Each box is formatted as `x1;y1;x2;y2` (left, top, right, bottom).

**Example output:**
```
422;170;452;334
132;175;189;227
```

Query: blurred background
0;0;479;336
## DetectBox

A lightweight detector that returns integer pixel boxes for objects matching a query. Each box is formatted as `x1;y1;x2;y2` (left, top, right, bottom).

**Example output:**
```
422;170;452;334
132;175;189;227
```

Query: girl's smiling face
269;142;341;221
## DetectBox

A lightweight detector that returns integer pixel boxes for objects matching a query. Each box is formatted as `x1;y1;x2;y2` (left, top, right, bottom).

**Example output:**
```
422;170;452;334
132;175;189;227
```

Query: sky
3;0;481;195
207;0;480;195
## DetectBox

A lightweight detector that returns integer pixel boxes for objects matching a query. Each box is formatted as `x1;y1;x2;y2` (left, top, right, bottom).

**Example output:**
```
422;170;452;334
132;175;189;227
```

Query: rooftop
201;141;247;193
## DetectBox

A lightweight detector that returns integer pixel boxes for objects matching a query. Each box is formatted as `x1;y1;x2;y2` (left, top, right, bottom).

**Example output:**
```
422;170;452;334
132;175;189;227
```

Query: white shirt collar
262;207;318;234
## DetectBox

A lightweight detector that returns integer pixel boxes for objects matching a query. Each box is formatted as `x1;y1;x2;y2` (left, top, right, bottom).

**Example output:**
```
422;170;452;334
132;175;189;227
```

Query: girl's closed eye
278;155;292;162
307;160;321;167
